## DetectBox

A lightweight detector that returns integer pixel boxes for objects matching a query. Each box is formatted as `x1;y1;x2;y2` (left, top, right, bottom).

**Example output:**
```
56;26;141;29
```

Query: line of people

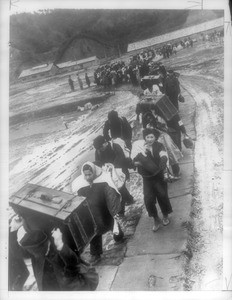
68;30;220;94
9;61;193;292
201;29;224;43
92;40;193;91
71;61;193;264
70;36;196;93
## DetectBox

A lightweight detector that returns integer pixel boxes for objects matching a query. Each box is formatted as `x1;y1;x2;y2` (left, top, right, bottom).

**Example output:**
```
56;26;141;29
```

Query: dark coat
166;114;185;133
103;117;132;143
68;78;74;90
9;231;29;291
133;141;165;179
85;74;90;87
31;243;94;291
164;75;180;109
95;143;126;169
95;142;130;181
78;182;121;235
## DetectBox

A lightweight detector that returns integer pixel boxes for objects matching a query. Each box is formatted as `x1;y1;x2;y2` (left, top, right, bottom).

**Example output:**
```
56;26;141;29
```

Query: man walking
164;70;181;110
68;75;75;92
76;74;83;90
85;73;91;88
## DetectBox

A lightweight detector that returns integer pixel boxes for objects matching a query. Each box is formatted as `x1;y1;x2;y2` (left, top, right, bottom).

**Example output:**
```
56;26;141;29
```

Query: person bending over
71;162;124;265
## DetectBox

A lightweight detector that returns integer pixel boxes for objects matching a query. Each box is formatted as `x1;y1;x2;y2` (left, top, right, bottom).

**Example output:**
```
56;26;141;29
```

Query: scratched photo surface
4;0;231;297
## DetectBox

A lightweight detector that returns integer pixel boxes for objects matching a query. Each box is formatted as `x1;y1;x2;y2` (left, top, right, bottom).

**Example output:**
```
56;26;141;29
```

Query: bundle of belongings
131;140;161;177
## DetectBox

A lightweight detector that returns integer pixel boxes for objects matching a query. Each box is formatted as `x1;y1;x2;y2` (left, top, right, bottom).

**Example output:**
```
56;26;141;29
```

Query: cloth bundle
102;163;126;190
111;138;131;158
131;140;161;177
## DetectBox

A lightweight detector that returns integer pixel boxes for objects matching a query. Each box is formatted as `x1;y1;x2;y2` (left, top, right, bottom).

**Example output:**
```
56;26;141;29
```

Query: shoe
113;231;124;243
152;217;161;232
89;255;101;266
152;223;161;232
174;171;181;177
114;237;124;245
162;217;170;226
169;174;181;182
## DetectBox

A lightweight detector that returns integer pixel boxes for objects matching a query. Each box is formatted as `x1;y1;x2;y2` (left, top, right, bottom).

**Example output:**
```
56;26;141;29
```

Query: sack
103;163;126;190
178;94;185;103
79;263;99;291
183;135;194;149
112;138;130;158
136;153;161;177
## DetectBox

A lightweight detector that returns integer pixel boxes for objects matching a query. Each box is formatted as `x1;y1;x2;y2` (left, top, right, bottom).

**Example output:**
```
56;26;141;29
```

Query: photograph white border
1;0;231;299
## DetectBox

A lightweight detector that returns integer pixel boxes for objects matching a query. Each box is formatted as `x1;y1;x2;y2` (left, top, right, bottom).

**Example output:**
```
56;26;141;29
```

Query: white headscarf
71;161;120;195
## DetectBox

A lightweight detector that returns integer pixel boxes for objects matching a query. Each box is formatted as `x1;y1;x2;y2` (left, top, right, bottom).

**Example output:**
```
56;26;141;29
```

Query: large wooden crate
139;95;178;122
9;183;97;254
155;95;178;121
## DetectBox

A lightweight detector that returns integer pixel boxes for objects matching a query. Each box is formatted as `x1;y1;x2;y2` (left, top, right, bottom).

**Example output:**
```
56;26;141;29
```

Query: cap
108;110;118;120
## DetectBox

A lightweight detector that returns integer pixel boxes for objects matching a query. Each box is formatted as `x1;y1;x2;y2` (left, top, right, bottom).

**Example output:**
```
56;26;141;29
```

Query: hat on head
108;110;118;120
93;135;106;150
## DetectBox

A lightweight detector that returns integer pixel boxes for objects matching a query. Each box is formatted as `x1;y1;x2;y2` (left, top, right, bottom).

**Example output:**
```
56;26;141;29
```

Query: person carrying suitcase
16;224;99;291
71;162;124;265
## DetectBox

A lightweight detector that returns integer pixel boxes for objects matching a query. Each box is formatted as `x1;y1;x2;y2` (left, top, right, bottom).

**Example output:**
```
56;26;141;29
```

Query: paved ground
95;79;196;291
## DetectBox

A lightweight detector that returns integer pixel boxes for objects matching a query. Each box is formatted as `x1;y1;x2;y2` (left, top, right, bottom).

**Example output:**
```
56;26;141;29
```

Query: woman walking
142;110;182;178
131;128;173;231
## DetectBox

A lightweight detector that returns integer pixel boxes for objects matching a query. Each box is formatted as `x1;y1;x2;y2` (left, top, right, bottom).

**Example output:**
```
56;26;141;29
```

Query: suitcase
141;75;161;85
155;95;178;121
9;183;97;254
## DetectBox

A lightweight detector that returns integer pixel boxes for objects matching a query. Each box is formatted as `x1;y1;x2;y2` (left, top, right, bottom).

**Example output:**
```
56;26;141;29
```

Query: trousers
143;175;172;218
90;225;124;256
